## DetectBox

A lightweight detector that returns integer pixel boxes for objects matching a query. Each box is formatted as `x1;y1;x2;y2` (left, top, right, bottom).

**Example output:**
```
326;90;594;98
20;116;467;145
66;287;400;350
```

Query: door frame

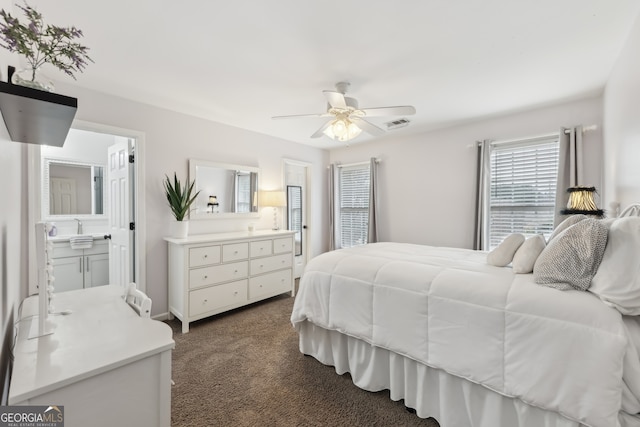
27;120;147;294
282;158;311;278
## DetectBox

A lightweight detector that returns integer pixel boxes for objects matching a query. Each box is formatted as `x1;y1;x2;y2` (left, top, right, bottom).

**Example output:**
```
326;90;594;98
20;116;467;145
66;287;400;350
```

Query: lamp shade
260;190;286;207
560;186;604;216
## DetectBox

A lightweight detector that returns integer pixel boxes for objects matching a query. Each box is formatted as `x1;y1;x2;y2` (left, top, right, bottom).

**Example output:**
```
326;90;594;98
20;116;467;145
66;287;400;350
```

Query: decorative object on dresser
260;190;287;230
163;172;200;238
166;230;296;333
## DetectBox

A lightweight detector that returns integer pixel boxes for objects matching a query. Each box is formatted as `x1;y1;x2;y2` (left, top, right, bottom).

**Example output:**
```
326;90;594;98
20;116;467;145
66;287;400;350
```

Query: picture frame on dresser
165;229;296;333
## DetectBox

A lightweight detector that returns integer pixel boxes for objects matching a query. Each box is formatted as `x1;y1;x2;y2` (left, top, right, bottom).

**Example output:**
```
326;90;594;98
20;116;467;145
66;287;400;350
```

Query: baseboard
152;312;171;321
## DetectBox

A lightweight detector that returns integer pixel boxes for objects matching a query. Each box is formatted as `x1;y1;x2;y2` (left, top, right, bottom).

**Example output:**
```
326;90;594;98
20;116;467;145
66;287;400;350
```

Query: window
338;164;370;248
489;136;559;249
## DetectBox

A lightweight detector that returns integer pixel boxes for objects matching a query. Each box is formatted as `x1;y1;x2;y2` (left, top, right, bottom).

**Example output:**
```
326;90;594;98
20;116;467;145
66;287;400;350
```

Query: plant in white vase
0;0;93;91
163;173;199;238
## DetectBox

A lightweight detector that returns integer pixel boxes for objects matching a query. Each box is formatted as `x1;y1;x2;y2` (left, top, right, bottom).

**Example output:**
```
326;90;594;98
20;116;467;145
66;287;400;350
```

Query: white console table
166;230;296;333
9;285;174;427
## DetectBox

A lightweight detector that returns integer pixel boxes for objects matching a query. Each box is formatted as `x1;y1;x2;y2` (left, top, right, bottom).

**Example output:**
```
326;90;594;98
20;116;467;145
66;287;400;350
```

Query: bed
291;214;640;427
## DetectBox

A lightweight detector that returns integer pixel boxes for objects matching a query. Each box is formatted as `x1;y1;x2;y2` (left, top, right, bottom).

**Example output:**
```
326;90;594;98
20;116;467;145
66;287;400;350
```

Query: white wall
53;82;329;317
603;13;640;210
330;96;603;250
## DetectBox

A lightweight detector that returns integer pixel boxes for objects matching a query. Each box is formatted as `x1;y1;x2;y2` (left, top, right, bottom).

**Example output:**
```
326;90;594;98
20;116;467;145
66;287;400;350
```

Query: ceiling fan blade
360;106;416;117
323;91;347;109
272;112;331;120
310;120;333;138
351;118;385;136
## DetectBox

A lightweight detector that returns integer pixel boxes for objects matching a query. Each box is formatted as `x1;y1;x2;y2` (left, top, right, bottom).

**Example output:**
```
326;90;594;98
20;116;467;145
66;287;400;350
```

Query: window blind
489;137;559;249
339;165;370;248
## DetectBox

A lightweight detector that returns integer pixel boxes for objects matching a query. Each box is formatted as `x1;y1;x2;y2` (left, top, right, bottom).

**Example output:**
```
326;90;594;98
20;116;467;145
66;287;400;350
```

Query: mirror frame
42;157;107;220
189;158;260;220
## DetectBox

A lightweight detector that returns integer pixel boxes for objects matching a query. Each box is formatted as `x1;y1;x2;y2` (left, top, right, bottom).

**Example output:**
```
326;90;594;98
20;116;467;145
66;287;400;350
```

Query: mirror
42;158;105;217
189;159;259;219
287;185;302;256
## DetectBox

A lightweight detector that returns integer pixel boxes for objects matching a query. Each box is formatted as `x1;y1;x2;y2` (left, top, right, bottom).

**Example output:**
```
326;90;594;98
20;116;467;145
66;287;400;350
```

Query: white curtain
367;158;378;244
328;163;337;250
554;126;583;227
474;140;492;250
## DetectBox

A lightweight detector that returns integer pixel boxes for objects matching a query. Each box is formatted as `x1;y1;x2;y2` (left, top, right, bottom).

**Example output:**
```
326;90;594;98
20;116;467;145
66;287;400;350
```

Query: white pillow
533;219;608;291
487;233;525;267
548;214;587;242
512;234;546;274
590;217;640;314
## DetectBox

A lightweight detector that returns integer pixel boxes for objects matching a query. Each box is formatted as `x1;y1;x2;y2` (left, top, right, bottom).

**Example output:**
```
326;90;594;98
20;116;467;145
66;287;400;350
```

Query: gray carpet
167;293;440;427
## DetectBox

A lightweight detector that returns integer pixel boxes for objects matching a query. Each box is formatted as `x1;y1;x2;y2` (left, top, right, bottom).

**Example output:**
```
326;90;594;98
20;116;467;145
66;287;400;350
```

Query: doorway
27;121;146;294
283;159;311;278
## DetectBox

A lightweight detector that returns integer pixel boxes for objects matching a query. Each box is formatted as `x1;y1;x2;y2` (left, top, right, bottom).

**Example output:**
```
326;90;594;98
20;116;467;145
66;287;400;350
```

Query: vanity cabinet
50;239;109;292
166;230;296;333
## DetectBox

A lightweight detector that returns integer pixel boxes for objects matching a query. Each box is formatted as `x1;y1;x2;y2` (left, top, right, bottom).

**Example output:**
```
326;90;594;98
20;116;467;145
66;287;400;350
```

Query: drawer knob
234;291;238;296
204;275;208;279
260;264;264;268
234;269;238;273
234;250;238;254
259;284;263;288
204;254;208;258
203;299;208;303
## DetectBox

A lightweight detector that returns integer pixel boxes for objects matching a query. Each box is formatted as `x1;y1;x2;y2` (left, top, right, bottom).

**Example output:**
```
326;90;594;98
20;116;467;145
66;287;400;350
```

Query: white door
50;178;77;215
283;160;310;278
107;139;133;287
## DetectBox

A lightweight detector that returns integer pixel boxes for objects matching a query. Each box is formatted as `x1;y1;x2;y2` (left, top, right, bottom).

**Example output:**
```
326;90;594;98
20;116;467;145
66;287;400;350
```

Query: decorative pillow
547;214;587;243
589;217;640;314
533;218;608;291
487;233;525;267
512;234;546;274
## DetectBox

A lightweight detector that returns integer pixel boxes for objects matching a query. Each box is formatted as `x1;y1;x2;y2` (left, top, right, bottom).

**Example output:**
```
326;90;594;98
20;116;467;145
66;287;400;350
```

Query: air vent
384;118;410;130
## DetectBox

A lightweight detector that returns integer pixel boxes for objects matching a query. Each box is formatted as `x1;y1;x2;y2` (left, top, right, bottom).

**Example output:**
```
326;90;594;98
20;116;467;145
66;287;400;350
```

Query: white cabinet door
52;257;84;293
85;254;110;288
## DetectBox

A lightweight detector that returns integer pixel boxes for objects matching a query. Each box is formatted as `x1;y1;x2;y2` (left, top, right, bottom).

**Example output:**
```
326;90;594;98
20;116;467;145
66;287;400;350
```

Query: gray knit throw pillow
533;218;609;291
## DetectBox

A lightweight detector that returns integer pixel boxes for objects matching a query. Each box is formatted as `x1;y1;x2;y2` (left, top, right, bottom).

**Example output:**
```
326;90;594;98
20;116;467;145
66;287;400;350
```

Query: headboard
619;204;640;217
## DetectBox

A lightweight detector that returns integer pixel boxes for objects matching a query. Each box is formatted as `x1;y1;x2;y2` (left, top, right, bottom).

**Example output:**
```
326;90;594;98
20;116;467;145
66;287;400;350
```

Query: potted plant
163;172;199;238
0;1;93;91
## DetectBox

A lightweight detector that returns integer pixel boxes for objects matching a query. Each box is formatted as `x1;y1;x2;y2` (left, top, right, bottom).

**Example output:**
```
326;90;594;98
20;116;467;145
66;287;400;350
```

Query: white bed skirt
298;321;638;427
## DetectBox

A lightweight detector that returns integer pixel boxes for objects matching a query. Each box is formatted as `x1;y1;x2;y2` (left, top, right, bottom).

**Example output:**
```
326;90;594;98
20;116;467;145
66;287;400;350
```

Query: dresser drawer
250;254;292;275
249;269;292;300
273;237;293;254
250;240;272;257
222;243;249;262
189;246;221;268
84;240;108;255
189;261;248;289
189;279;248;317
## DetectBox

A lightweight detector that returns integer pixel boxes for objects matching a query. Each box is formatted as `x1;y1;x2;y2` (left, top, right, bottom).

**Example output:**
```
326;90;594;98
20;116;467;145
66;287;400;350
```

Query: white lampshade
260;191;286;207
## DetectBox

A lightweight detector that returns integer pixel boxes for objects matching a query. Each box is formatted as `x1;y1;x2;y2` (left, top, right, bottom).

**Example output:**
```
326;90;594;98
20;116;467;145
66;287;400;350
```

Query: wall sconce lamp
560;186;604;217
207;195;219;214
260;190;286;230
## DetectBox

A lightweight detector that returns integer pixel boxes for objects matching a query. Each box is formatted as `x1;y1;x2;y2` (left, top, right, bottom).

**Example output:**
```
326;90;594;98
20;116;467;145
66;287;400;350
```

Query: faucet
74;218;83;234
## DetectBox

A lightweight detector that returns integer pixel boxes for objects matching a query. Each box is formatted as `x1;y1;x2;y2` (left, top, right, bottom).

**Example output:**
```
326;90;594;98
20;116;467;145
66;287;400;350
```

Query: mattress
291;242;640;427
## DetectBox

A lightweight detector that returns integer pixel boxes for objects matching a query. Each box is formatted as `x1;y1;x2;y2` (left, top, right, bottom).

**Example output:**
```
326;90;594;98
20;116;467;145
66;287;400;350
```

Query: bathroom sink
69;235;94;250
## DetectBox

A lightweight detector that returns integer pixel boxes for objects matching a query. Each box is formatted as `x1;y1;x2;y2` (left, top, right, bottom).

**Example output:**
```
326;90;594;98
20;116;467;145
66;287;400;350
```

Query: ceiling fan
272;82;416;142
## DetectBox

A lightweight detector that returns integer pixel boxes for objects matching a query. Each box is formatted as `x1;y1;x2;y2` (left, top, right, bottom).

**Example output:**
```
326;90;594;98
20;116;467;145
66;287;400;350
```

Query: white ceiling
20;0;640;149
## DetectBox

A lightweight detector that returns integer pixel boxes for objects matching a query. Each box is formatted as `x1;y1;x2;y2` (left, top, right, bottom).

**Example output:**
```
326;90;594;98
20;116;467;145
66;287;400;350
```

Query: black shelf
0;81;77;147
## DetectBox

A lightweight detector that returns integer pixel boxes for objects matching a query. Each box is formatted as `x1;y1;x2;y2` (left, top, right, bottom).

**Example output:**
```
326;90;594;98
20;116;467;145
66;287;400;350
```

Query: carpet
167;293;440;427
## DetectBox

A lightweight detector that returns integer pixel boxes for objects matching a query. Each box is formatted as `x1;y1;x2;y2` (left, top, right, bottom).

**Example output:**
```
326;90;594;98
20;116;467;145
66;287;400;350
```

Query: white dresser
166;230;296;333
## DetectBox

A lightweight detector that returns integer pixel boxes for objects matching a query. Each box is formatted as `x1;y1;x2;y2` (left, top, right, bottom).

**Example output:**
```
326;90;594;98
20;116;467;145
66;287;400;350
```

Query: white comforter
291;243;640;427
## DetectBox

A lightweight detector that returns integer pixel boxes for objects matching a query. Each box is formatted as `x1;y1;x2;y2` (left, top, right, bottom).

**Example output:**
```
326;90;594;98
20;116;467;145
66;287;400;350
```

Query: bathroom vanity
49;234;109;292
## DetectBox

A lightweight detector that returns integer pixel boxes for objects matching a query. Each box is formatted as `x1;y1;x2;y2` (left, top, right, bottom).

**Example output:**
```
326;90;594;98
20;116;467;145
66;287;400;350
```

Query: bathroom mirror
42;158;106;218
189;159;260;219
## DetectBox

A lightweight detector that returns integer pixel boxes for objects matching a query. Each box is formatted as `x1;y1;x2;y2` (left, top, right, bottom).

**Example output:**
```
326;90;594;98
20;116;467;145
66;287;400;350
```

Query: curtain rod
332;158;381;169
564;124;598;134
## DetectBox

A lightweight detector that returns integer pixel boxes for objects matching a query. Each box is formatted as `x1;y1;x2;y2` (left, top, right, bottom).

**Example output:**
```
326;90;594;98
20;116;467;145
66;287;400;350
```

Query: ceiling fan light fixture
323;117;362;142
